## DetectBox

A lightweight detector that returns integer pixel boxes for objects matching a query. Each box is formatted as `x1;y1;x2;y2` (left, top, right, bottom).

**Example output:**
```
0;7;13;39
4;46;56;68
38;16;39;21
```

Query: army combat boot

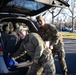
63;71;67;75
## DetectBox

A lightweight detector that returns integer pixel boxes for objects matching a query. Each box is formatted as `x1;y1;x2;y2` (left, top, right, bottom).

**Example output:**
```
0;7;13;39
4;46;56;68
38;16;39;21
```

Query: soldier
36;15;68;75
2;22;20;56
1;23;18;66
1;23;10;56
11;25;56;75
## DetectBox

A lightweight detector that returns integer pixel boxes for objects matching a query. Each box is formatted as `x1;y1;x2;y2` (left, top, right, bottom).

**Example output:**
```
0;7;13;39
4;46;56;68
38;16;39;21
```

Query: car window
7;0;45;10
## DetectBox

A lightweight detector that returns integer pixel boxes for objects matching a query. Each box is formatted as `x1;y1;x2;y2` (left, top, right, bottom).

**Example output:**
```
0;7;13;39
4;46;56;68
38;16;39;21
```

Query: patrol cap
16;25;29;33
36;15;43;20
16;23;26;29
8;22;14;30
0;24;2;27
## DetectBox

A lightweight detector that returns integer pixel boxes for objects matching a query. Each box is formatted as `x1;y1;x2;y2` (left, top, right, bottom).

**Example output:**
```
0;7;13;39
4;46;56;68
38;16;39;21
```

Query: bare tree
61;0;76;32
71;0;76;32
49;7;63;24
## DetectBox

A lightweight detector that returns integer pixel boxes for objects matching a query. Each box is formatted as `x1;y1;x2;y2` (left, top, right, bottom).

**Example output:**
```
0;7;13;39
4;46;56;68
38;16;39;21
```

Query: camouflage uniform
38;24;68;74
12;33;56;75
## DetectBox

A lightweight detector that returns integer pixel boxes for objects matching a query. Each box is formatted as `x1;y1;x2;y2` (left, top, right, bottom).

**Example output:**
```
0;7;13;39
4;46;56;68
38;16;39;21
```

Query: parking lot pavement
63;38;76;53
55;38;76;75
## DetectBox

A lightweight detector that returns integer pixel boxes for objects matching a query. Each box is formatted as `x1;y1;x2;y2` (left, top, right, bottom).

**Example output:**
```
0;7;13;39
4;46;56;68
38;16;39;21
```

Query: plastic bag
5;56;18;67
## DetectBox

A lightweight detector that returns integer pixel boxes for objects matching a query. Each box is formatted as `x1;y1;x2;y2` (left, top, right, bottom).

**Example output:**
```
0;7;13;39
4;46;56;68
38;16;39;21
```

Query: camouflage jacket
38;24;64;47
12;33;51;61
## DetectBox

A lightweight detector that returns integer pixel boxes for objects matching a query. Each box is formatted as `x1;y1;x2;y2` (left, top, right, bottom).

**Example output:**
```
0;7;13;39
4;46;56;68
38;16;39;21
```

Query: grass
58;32;76;39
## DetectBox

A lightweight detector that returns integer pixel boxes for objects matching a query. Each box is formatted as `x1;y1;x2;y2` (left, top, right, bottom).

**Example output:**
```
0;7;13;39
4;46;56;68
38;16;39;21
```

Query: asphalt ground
55;38;76;75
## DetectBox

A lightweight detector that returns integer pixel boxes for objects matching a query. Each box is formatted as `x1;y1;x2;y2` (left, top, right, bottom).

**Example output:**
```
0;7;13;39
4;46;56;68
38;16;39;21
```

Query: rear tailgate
0;33;9;73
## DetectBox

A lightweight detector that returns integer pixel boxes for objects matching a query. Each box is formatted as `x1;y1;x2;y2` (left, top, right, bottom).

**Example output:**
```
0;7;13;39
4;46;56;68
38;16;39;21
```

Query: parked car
0;0;69;75
69;28;76;32
62;26;71;32
62;26;76;32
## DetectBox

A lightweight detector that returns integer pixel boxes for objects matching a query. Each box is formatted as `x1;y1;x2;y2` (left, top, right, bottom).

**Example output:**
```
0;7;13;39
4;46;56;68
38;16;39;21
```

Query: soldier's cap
36;15;43;20
0;24;2;27
8;22;14;30
16;25;29;33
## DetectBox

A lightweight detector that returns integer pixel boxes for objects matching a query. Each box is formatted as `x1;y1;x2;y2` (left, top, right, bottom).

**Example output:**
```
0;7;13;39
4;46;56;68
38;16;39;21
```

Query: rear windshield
7;0;45;10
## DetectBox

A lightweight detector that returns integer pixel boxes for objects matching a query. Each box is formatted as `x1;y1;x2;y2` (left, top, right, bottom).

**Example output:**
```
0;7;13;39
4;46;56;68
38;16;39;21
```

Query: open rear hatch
0;0;69;16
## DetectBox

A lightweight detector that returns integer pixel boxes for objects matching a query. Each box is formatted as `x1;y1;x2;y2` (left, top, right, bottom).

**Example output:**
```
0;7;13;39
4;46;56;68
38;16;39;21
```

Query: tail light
0;33;3;56
0;43;3;56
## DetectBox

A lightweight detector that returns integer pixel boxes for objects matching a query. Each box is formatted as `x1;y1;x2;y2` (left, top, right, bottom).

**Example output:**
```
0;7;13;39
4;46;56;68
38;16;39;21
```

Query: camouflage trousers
26;53;56;75
52;47;68;73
